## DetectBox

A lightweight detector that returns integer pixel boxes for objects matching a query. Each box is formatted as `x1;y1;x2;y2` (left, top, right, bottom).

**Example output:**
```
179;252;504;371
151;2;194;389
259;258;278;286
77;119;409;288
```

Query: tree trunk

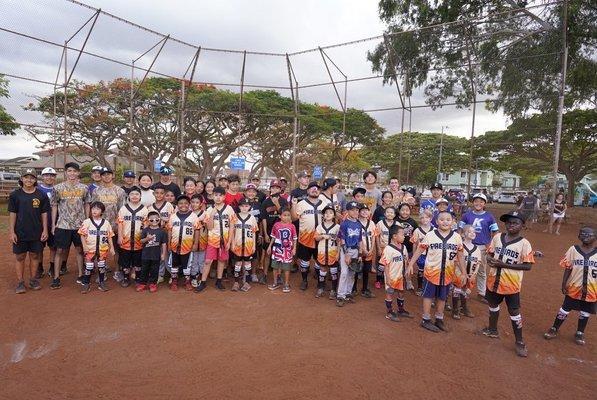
564;171;576;208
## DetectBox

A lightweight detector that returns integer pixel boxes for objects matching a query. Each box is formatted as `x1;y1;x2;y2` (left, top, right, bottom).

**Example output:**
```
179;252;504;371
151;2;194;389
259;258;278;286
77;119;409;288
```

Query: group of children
8;166;595;358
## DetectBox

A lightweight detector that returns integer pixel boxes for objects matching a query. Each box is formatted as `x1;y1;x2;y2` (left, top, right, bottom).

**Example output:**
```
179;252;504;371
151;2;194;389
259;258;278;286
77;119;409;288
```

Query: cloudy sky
0;0;508;159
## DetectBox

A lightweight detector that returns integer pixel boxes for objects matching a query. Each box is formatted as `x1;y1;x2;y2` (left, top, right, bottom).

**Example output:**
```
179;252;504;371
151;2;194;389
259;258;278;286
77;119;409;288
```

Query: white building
439;169;520;191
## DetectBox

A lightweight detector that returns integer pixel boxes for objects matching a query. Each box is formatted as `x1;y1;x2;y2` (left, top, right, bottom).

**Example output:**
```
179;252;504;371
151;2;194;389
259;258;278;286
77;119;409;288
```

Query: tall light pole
437;125;448;183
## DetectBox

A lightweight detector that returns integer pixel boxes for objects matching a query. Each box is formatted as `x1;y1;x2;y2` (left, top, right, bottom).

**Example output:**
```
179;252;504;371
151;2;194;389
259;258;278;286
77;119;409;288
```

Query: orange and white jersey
454;243;482;288
376;219;396;249
231;213;259;257
560;245;597;302
167;211;201;255
380;243;407;290
78;218;114;260
359;219;377;261
410;226;432;247
487;233;534;295
318;192;339;211
419;229;463;286
294;198;326;248
148;201;175;227
193;210;208;251
206;204;236;248
315;222;340;266
117;203;149;251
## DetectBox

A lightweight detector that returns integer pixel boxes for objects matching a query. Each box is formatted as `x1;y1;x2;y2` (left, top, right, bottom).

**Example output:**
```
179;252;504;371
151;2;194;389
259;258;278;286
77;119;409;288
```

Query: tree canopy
0;75;19;136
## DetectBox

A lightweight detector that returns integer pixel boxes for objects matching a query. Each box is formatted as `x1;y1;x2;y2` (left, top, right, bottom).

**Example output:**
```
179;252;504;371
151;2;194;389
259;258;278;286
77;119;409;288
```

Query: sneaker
421;319;440;333
251;274;259;283
157;276;164;284
148;283;157;293
515;341;528;357
336;298;346;307
415;288;423;297
445;303;452;312
397;309;413;318
29;279;41;291
351;289;358;297
452;310;461;320
386;312;400;322
231;282;240;292
574;332;585;346
60;265;68;276
240;282;251;292
34;267;44;280
481;327;499;338
315;288;324;298
15;281;26;294
434;319;448;332
191;278;198;288
282;285;291;293
98;282;110;292
346;295;356;304
543;327;558;340
300;280;308;291
258;275;267;285
328;290;337;300
76;276;83;285
49;278;62;290
135;284;147;292
170;281;178;291
406;281;415;291
120;278;130;288
113;271;123;282
215;281;226;291
374;281;381;289
194;281;207;293
81;284;91;294
462;307;475;318
185;279;193;291
361;290;375;298
268;283;280;291
477;294;488;304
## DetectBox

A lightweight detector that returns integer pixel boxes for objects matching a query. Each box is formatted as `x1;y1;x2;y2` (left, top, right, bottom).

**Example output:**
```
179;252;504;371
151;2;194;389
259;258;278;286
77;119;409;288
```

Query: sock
318;271;327;289
216;278;222;286
99;271;105;283
362;268;369;291
435;312;444;321
330;267;338;291
577;312;590;333
301;271;308;282
488;306;500;330
552;308;569;330
452;294;460;312
510;314;523;342
460;294;468;311
385;300;393;313
397;297;405;311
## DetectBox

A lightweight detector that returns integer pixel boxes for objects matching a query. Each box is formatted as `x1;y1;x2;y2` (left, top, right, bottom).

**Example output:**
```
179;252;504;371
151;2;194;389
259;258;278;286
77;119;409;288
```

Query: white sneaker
191;278;198;288
113;271;123;282
157;276;164;284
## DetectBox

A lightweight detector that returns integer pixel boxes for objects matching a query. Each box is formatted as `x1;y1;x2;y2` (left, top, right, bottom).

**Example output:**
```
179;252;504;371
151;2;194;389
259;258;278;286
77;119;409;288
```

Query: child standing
375;206;397;289
380;225;412;321
314;205;340;299
188;194;208;287
117;187;149;288
544;226;595;346
411;209;433;296
148;185;175;284
336;201;364;307
452;225;481;319
267;207;297;292
482;211;535;357
138;211;168;292
78;201;115;293
355;204;377;298
396;202;418;291
167;195;201;291
231;198;259;292
546;192;567;235
408;211;466;333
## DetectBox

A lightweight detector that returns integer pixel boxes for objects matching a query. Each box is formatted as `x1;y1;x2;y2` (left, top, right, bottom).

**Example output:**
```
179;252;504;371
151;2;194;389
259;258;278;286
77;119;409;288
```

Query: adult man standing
388;177;404;206
250;176;266;203
289;171;310;203
518;190;539;230
121;170;136;195
152;166;181;198
36;167;58;279
362;171;382;211
88;165;103;195
419;182;445;214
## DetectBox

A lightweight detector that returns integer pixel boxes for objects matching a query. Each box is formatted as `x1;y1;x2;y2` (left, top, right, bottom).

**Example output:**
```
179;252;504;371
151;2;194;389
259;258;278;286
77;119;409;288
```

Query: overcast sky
0;0;508;159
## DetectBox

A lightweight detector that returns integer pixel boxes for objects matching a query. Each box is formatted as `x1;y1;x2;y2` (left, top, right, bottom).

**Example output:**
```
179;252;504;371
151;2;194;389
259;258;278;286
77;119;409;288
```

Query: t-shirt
37;183;54;229
206;204;236;248
270;222;297;263
289;187;308;203
380;243;407;289
363;188;382;210
51;181;89;230
520;195;537;211
376;219;396;249
152;181;181;198
396;217;418;254
245;197;262;221
454;243;482;288
90;185;126;231
487;233;535;295
458;210;499;246
8;188;50;241
231;214;259;257
78;218;114;259
553;200;566;215
419;229;463;286
372;205;389;224
139;188;156;208
168;211;201;255
294;198;326;248
560;245;597;302
147;201;175;227
260;196;288;235
359;218;378;262
319;192;339;212
224;191;244;211
117;203;149;251
315;222;340;266
338;218;363;249
141;227;167;261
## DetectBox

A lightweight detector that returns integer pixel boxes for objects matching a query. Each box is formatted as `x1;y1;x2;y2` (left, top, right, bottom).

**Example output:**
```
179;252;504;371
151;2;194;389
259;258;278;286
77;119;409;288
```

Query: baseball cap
64;162;80;171
405;187;416;196
500;210;526;224
307;181;321;190
100;167;113;175
213;187;226;195
159;166;173;175
321;204;335;214
297;171;310;179
358;203;368;210
245;183;258;191
91;165;103;172
346;201;359;210
128;185;141;195
41;167;57;175
238;198;251;207
322;177;337;191
279;177;288;182
20;168;37;178
270;180;282;188
217;173;228;181
436;197;449;205
472;193;488;202
352;187;366;196
123;170;135;178
430;182;443;190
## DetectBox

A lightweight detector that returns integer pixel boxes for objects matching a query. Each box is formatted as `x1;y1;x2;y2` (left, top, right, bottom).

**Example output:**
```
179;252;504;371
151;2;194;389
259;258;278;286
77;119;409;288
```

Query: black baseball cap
159;166;173;175
213;187;226;195
297;171;310;179
128;185;141;195
321;204;335;214
176;194;191;203
64;162;80;171
307;181;321;190
430;182;443;190
346;201;359;210
123;170;135;178
358;203;368;210
322;178;337;191
500;210;526;224
238;198;251;207
100;167;113;175
352;187;366;196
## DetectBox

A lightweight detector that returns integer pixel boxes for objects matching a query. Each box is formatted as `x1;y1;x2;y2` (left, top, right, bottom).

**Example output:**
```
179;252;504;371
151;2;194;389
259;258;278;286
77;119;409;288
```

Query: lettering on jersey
573;259;597;268
471;218;484;233
429;243;459;251
494;246;521;264
123;215;145;222
392;254;405;263
346;228;361;238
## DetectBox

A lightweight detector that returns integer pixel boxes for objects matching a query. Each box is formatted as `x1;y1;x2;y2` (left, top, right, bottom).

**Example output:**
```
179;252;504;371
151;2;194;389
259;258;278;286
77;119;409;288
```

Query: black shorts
171;252;191;268
234;253;255;262
13;240;43;255
485;290;521;310
119;249;142;269
562;295;596;314
54;228;82;249
42;232;56;249
297;243;317;262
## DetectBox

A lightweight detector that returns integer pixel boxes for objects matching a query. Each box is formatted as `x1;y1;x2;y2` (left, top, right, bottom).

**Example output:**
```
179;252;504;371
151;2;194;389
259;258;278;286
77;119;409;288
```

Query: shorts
119;249;142;269
484;290;521;310
562;295;596;314
187;251;206;276
54;228;82;249
385;280;404;294
13;240;43;255
171;252;191;269
112;235;120;255
297;243;317;262
519;210;534;221
42;232;55;249
84;251;108;262
553;213;565;219
271;260;292;271
205;245;229;262
233;253;255;262
422;281;450;301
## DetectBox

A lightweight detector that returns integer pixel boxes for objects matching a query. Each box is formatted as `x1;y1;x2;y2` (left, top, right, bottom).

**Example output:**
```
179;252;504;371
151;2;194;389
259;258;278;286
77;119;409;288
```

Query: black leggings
140;259;160;284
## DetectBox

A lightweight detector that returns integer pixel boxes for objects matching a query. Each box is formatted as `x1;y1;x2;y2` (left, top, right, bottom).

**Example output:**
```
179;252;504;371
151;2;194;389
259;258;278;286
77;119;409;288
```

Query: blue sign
313;165;323;179
230;157;246;170
153;159;163;172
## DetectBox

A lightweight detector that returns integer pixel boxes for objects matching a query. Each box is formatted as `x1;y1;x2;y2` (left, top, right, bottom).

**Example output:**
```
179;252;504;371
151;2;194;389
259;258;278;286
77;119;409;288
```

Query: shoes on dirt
50;278;62;290
452;310;461;320
336;298;346;307
268;283;280;291
120;278;131;288
34;267;44;280
574;332;585;346
543;327;558;340
240;282;251;292
195;281;207;293
361;290;375;298
231;282;240;292
59;265;68;276
81;284;91;294
215;281;226;291
386;312;400;322
421;319;440;333
76;276;84;285
481;327;499;338
98;282;110;292
397;309;413;318
300;280;308;291
315;288;324;298
29;279;41;291
136;284;147;292
434;319;448;332
282;285;291;293
515;341;528;357
148;283;158;293
328;290;337;300
15;281;26;294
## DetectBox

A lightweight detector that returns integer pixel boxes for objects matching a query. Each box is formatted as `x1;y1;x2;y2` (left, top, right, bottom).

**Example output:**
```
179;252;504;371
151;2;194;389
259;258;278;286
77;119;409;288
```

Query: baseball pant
337;248;359;300
188;251;206;277
159;251;172;277
476;245;487;296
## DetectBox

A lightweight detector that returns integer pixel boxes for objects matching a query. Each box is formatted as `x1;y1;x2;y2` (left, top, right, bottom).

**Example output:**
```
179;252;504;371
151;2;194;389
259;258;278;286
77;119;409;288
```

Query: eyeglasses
148;218;161;222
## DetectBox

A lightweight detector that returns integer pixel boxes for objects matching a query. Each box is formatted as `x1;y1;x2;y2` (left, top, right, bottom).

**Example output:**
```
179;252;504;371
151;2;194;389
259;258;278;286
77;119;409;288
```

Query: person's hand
264;234;270;243
267;247;272;256
407;263;413;276
291;197;298;206
225;242;231;252
344;254;351;265
117;236;122;246
460;274;468;285
40;230;48;242
9;231;18;244
51;226;56;236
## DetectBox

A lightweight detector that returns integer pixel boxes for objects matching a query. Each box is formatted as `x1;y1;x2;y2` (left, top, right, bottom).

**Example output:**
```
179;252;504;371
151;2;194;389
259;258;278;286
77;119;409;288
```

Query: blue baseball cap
160;166;173;175
123;170;135;178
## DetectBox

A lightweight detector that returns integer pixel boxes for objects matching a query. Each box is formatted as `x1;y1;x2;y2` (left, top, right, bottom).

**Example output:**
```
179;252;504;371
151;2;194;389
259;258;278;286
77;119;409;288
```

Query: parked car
497;191;517;204
0;171;21;181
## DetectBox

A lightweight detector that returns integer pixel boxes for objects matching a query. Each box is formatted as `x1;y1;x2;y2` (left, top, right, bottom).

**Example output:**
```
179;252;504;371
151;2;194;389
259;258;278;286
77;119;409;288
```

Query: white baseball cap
91;165;103;172
41;167;57;175
472;193;487;202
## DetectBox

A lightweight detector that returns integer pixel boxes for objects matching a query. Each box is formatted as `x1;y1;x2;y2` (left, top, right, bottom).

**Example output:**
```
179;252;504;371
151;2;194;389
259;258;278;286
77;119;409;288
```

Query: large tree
0;75;19;136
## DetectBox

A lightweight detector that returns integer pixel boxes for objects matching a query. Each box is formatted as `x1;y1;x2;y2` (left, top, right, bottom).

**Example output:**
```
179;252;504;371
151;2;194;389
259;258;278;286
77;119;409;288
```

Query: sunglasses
148;218;161;222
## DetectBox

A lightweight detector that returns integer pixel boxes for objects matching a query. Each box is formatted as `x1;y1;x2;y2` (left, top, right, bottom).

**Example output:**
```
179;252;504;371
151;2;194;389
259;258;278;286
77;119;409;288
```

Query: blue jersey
338;218;363;249
458;210;499;246
38;184;54;228
420;198;452;214
88;182;100;195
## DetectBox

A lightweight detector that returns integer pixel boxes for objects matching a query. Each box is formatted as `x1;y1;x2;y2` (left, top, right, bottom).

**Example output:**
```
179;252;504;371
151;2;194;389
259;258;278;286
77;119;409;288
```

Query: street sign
313;165;323;179
230;157;246;170
153;159;162;172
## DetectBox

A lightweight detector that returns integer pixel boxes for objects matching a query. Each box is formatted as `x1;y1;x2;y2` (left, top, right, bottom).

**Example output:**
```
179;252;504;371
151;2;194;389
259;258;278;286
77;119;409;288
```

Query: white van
0;171;21;181
497;191;517;204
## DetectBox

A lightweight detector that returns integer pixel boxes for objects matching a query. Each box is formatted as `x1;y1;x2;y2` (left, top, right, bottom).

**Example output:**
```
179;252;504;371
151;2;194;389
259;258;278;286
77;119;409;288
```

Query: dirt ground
0;206;595;399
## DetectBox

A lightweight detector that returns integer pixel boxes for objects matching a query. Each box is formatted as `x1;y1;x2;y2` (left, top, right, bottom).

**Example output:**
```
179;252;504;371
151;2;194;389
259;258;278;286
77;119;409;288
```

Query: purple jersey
338;218;363;249
458;210;499;246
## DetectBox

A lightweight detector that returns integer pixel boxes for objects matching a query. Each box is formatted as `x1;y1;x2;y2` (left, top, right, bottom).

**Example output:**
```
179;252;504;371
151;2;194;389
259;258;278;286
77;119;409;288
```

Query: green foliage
0;75;19;135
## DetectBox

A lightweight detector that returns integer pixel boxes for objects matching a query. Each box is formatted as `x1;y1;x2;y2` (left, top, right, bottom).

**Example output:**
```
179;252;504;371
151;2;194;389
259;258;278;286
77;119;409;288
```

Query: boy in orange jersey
167;195;201;291
117;187;148;288
380;225;412;322
482;211;534;357
354;203;377;298
314;205;340;299
188;194;208;288
231;198;259;292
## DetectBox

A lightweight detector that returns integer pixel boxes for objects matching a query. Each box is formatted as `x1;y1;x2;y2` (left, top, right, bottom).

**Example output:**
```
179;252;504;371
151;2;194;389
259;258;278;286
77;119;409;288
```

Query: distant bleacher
0;181;19;200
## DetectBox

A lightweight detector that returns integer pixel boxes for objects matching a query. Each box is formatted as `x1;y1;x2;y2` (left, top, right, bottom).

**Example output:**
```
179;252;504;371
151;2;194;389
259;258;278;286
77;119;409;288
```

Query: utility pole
437;125;447;183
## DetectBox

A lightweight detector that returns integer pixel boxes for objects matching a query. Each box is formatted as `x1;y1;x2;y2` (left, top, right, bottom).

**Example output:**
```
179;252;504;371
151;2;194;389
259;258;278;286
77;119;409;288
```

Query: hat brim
500;214;525;223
